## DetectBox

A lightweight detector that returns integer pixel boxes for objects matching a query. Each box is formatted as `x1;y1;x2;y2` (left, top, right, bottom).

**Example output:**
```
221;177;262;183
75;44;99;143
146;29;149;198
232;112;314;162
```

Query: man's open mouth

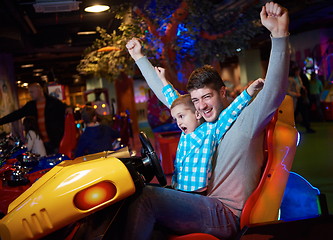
202;108;212;117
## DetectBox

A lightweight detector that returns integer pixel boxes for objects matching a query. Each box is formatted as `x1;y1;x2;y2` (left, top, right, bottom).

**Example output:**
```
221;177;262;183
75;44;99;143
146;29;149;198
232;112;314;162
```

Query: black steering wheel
139;131;167;187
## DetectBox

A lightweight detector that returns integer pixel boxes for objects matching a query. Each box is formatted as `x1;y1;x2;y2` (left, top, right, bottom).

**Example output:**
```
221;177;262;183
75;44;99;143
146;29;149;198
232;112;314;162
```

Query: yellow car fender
0;150;136;240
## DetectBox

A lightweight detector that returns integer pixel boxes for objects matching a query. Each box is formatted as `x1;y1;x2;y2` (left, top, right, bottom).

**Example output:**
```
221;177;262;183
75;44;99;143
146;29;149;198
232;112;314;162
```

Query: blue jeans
124;185;239;240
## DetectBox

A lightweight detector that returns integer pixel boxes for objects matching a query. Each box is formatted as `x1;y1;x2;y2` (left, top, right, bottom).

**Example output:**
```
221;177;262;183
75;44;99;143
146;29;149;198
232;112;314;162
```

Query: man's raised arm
126;38;168;106
242;2;290;136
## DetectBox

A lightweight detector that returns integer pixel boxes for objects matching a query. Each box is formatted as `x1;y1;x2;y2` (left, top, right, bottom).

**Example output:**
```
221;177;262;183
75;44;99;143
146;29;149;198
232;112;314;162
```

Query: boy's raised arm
154;67;170;87
246;78;265;96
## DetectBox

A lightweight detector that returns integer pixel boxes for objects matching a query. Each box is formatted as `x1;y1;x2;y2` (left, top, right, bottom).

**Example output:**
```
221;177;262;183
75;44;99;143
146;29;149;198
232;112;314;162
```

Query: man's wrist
133;54;145;61
270;32;290;38
271;31;290;38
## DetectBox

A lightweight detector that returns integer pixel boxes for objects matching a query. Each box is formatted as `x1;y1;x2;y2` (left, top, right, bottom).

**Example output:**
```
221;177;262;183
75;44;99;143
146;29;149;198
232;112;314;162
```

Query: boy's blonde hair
170;94;196;112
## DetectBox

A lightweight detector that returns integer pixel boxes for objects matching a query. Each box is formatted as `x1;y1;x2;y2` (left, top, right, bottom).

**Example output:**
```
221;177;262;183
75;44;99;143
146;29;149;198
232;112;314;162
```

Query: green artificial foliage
76;3;161;80
77;0;268;81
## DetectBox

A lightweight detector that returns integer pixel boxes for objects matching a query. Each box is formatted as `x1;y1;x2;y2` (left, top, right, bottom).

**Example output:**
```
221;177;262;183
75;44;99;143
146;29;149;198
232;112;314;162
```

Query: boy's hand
260;2;289;38
154;67;169;86
126;38;144;61
247;78;265;96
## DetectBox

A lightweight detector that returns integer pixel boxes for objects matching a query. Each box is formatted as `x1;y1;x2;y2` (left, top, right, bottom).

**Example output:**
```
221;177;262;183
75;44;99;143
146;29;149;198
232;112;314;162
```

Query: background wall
0;54;22;137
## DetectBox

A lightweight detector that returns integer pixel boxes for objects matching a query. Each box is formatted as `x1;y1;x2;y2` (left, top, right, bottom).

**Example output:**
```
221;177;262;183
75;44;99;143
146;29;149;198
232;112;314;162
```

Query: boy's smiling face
171;104;202;134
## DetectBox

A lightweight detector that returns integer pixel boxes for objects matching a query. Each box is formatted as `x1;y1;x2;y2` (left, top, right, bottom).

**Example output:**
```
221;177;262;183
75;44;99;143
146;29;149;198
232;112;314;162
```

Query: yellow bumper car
0;132;166;240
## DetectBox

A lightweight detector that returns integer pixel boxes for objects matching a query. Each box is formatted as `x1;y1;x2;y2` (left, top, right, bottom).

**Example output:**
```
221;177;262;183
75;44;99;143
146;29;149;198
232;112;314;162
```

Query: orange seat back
240;95;298;228
168;233;219;240
59;113;78;159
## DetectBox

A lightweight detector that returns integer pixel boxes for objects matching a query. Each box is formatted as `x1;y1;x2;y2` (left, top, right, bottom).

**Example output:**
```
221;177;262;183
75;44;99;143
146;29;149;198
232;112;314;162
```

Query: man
125;2;290;239
0;83;68;154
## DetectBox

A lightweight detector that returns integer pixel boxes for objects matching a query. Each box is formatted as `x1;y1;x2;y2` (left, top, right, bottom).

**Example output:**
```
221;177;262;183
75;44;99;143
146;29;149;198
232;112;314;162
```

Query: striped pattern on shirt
37;99;49;142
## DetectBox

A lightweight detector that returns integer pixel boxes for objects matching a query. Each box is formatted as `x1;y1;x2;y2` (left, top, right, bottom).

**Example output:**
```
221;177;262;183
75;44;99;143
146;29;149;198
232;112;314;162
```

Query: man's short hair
81;106;96;124
28;82;45;94
170;94;196;112
186;65;225;92
28;82;42;89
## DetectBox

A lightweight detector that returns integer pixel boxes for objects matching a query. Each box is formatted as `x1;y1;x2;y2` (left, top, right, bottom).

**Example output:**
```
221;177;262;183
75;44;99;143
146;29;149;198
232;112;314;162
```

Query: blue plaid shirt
162;84;251;192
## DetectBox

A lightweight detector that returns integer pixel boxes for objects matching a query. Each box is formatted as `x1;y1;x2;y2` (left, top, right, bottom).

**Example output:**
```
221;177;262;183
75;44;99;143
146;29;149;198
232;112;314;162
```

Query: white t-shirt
26;130;47;157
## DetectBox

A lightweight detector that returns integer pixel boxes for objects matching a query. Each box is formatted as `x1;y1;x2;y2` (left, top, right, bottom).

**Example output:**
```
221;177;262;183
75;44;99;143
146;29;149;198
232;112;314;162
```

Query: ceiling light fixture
84;0;110;13
21;64;34;68
77;31;97;35
41;75;48;81
33;73;42;77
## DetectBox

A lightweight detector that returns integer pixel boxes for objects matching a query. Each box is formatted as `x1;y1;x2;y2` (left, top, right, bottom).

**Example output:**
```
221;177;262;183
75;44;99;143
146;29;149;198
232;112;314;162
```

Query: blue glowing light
143;14;197;83
289;171;320;194
157;15;196;57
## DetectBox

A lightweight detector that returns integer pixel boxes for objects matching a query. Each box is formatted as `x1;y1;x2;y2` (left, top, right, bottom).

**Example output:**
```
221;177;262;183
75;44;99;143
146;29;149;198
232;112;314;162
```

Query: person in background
124;2;290;239
309;72;325;121
290;65;315;133
74;106;120;158
23;116;46;157
0;82;68;155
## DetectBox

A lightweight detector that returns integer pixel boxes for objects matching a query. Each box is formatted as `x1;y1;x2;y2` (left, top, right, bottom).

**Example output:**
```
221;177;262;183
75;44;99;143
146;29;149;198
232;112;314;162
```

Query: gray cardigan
136;36;290;217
